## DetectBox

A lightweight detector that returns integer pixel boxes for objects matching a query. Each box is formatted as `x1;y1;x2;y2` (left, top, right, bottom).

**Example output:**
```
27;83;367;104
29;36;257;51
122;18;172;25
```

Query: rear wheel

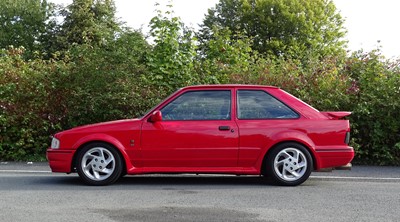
76;142;123;185
265;143;313;186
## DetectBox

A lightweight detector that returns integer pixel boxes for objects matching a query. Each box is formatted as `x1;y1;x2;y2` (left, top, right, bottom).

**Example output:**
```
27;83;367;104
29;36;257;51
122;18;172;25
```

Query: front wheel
265;143;313;186
76;142;123;186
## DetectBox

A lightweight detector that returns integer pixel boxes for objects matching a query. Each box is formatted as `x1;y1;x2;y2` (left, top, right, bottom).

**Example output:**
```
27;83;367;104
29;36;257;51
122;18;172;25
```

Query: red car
47;85;354;186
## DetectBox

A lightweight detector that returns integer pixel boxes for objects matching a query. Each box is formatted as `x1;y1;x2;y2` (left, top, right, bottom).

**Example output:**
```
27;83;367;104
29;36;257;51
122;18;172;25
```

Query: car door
235;89;301;167
140;89;239;168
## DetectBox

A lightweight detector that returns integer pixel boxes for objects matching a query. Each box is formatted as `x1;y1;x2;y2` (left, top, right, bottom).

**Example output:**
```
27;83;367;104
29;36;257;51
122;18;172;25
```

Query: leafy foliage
57;33;151;128
195;27;256;84
199;0;347;59
0;0;55;58
0;47;66;160
146;4;197;92
0;1;399;165
343;50;400;165
49;0;121;54
1;29;151;160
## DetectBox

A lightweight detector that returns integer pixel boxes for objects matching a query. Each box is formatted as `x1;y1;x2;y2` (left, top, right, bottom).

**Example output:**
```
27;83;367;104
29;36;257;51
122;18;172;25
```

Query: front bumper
46;148;75;173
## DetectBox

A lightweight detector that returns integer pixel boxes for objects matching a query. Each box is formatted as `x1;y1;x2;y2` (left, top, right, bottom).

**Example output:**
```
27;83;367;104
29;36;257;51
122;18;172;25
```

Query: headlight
51;137;60;149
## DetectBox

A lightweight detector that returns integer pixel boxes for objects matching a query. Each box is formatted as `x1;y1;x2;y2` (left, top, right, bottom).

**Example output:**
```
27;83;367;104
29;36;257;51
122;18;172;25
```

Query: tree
0;0;54;57
199;0;347;59
58;30;151;127
56;0;120;50
146;4;197;92
195;27;257;84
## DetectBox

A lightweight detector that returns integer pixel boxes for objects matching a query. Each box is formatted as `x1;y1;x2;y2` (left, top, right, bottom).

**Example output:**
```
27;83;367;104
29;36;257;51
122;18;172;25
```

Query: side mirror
149;110;162;122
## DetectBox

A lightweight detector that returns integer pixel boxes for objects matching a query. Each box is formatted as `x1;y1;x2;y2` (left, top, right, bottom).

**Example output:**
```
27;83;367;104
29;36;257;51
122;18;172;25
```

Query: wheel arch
70;134;132;173
261;140;318;175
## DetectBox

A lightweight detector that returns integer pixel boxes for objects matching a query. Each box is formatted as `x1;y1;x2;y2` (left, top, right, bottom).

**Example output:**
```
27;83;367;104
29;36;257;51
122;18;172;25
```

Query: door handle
219;126;230;131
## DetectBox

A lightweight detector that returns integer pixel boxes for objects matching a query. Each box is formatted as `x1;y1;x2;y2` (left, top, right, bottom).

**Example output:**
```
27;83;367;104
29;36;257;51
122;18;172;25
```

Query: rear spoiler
320;111;351;120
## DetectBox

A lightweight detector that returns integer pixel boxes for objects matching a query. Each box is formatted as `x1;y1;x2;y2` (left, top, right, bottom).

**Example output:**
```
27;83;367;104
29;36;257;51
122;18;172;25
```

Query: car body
47;85;354;186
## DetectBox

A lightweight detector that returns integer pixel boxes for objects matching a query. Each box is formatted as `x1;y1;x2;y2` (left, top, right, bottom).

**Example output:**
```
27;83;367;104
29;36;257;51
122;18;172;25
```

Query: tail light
345;132;350;145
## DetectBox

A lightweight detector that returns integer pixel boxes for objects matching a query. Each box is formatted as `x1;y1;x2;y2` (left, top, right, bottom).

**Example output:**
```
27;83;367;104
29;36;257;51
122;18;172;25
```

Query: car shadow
38;174;279;190
69;175;318;190
1;173;317;190
118;175;270;186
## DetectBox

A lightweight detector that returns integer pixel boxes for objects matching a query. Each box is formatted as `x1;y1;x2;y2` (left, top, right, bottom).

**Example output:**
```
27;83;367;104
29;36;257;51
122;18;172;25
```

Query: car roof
181;84;279;90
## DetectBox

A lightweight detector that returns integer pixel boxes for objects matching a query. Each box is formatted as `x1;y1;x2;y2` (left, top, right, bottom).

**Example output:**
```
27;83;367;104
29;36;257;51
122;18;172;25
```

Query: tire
76;142;123;186
265;142;313;186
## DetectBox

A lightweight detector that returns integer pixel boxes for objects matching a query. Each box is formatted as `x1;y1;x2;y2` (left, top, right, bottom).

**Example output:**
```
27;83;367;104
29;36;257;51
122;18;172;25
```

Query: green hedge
225;51;400;165
0;47;65;160
0;33;158;160
1;48;399;165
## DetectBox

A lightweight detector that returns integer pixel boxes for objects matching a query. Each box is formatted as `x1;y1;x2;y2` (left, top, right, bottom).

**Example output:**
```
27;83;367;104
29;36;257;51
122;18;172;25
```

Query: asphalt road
1;163;399;222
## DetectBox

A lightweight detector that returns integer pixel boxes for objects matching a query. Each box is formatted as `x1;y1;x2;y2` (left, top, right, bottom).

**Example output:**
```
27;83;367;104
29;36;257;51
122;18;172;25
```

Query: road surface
0;162;399;222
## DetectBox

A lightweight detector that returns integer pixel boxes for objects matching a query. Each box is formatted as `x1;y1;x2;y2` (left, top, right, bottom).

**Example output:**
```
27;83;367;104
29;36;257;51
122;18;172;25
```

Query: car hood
56;118;142;136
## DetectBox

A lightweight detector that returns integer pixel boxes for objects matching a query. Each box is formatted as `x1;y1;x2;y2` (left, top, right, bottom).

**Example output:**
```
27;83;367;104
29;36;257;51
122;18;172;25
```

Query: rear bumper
315;146;354;170
46;148;75;173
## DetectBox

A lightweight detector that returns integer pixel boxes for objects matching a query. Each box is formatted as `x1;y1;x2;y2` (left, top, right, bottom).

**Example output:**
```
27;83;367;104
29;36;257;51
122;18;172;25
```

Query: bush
1;4;399;165
227;50;400;165
0;31;155;161
57;33;152;128
0;47;66;160
343;50;400;165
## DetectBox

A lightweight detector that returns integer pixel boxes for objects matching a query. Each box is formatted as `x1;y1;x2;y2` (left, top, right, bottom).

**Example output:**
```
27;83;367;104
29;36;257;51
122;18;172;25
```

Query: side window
237;90;299;119
161;90;231;120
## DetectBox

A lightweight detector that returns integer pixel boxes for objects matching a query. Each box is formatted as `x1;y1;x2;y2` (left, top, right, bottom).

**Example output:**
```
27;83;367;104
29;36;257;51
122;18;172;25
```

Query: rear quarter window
237;90;299;119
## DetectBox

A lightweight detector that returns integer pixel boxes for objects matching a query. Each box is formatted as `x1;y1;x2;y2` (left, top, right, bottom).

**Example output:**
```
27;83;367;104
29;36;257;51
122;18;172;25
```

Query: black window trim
159;89;233;122
236;89;300;120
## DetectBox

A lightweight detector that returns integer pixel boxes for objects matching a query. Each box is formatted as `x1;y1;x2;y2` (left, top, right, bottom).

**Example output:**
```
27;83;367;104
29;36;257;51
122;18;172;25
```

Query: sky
51;0;400;58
